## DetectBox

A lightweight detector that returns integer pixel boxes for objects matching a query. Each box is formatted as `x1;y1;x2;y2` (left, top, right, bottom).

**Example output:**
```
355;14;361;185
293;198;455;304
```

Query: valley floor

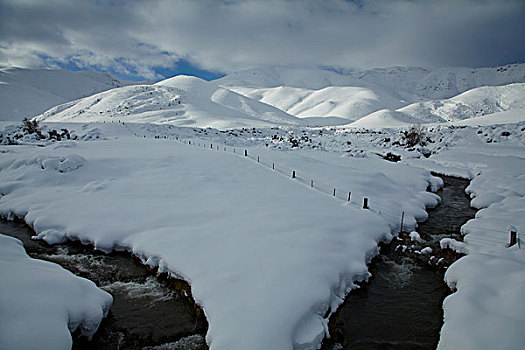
1;120;524;349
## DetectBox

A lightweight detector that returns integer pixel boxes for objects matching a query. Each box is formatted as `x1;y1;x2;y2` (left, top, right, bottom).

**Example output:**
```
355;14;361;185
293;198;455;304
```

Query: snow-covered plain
0;122;444;350
0;233;112;350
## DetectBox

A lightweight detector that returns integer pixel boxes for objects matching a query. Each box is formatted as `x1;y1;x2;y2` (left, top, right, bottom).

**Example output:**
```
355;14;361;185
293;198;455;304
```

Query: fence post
292;171;295;178
217;146;219;150
400;211;405;234
363;198;369;209
333;189;336;197
188;141;191;145
272;163;275;170
257;156;260;163
509;230;517;247
347;192;351;202
311;180;313;188
234;148;236;154
244;150;248;157
211;144;213;149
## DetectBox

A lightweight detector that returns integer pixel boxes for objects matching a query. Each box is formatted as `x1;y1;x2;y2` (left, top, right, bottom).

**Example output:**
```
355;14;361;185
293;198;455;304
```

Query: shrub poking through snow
22;117;44;139
402;124;426;147
0;119;76;144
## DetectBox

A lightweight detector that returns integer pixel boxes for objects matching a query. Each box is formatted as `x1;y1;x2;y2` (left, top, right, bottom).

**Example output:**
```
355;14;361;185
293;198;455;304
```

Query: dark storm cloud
1;0;523;79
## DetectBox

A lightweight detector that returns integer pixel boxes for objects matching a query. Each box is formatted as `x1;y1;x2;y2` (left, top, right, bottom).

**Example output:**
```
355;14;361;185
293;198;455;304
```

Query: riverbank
0;218;208;350
322;175;476;349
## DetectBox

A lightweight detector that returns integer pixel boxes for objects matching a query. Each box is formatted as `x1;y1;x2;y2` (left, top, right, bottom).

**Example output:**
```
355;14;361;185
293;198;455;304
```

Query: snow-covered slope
349;83;525;128
229;85;407;124
38;75;303;129
217;64;525;99
217;64;525;124
0;68;126;121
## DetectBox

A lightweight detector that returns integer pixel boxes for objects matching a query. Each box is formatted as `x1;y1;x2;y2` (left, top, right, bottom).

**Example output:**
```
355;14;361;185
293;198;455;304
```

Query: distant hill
0;68;127;121
37;75;303;129
216;64;525;124
13;63;525;129
348;83;525;128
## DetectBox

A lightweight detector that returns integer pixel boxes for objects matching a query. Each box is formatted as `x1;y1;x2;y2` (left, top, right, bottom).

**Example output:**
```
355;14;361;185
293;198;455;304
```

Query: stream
322;175;477;350
0;219;208;350
1;175;475;350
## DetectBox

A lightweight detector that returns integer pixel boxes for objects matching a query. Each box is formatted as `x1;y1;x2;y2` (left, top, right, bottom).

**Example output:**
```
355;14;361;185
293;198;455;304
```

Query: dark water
0;220;208;350
323;175;476;350
1;176;475;350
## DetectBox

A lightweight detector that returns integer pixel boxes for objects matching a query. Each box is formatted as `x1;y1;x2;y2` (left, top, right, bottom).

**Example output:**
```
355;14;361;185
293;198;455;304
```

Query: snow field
0;124;448;349
0;234;113;350
1;118;524;349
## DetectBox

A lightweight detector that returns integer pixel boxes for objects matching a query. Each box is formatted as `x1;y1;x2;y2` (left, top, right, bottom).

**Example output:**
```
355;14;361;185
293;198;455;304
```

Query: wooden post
311;180;313;188
292;171;296;178
272;163;275;170
510;230;517;247
363;197;369;209
234;148;236;153
257;156;260;163
400;211;405;234
244;150;248;157
333;189;336;196
188;141;191;145
347;192;351;202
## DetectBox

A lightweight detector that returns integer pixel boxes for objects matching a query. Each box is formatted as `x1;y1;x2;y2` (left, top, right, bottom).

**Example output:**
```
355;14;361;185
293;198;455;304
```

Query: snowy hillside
0;68;126;121
217;64;525;99
349;83;525;128
230;85;408;124
218;64;525;124
38;75;303;129
349;64;525;100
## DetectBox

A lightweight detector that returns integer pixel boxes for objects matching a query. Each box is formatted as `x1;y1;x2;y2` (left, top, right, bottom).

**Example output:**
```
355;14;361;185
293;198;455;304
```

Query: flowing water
0;219;208;350
322;175;477;350
1;176;475;350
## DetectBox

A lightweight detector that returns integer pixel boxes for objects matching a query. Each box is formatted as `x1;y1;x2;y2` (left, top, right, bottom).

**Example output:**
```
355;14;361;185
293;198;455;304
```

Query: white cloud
0;0;523;78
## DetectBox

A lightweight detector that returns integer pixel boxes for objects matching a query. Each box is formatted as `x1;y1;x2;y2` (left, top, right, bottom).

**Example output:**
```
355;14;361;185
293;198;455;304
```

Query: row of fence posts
240;148;371;210
176;137;521;246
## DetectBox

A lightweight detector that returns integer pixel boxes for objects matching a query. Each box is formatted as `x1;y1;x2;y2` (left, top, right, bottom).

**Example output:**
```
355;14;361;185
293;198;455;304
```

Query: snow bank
0;234;112;350
439;238;468;254
408;125;525;350
0;136;395;349
0;127;444;349
440;247;525;350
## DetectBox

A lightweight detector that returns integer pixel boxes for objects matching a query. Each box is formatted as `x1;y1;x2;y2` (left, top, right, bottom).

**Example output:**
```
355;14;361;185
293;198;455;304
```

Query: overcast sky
1;0;524;80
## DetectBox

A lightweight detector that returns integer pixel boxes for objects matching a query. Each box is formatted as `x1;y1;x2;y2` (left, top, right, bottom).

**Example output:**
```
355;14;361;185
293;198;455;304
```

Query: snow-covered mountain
217;64;525;124
38;75;303;129
349;83;525;128
20;63;525;129
0;67;127;121
228;84;407;124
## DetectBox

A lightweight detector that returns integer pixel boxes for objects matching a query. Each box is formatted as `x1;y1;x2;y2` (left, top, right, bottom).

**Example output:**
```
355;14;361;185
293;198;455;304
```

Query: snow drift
0;234;112;350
